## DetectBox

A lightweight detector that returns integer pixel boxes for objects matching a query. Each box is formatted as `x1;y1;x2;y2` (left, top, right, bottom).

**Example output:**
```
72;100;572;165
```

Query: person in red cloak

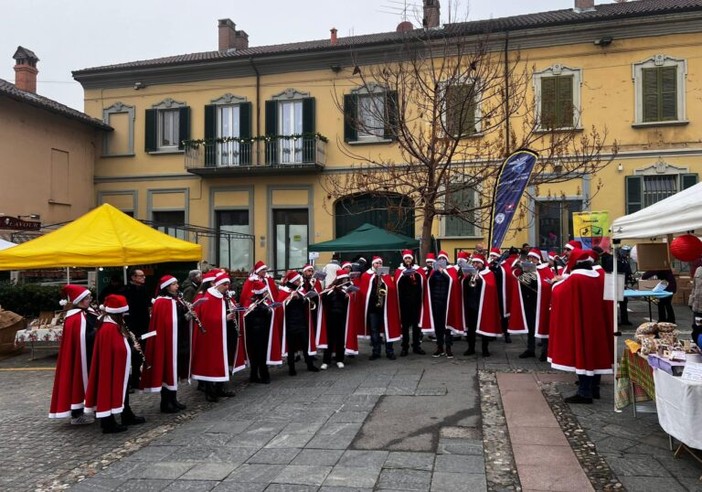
84;295;146;434
191;272;241;402
139;275;189;413
488;247;513;344
317;271;359;368
394;249;426;356
420;251;462;358
508;249;554;361
240;261;279;307
350;256;401;360
548;250;614;403
277;270;319;375
462;254;501;357
49;284;98;425
241;279;283;383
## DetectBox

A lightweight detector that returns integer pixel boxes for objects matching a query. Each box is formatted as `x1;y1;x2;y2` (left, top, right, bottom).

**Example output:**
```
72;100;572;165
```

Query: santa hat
402;249;414;260
159;275;178;291
575;250;595;264
214;271;231;287
565;240;583;251
103;294;129;314
283;270;302;285
302;264;314;273
585;249;599;262
471;254;486;265
548;250;559;260
527;248;542;261
202;269;218;284
60;284;90;306
372;256;383;265
488;247;501;258
341;261;352;269
425;253;436;263
251;279;268;295
253;260;268;274
438;250;449;260
336;271;350;281
457;251;469;260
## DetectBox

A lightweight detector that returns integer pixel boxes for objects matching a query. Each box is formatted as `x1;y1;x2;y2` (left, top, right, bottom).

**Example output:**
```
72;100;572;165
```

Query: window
145;98;190;152
533;64;581;130
102;102;135;156
633;55;687;125
265;89;316;164
444;184;477;237
536;200;582;250
152;211;185;239
204;94;252;166
443;82;478;137
216;210;251;271
344;85;397;143
625;172;698;214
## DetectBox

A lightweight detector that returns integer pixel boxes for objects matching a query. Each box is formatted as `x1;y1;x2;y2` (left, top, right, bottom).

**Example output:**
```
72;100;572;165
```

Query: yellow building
74;0;702;272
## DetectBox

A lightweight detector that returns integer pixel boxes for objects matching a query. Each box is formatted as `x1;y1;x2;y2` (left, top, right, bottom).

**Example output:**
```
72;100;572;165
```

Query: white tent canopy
611;182;702;240
0;239;16;251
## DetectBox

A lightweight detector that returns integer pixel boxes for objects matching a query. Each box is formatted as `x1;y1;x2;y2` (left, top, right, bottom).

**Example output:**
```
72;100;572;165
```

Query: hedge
0;283;65;317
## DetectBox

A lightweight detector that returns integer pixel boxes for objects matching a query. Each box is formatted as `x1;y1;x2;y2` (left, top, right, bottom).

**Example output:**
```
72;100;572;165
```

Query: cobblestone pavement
1;297;700;491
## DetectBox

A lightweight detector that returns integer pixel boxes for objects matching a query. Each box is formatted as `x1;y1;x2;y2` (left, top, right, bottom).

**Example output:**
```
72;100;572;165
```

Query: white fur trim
160;277;177;290
59;299;68;306
104;305;129;314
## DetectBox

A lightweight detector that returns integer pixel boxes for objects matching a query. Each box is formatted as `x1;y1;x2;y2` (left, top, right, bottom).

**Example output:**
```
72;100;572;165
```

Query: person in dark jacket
180;270;202;303
122;268;152;389
641;268;677;323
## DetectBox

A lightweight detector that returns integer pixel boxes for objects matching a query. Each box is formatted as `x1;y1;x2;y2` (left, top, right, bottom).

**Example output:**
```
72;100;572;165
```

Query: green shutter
239;102;252;164
145;109;157;152
344;94;358;142
302;97;316;162
540;77;556;128
264;100;277;164
384;90;398;140
661;66;677;121
642;68;660;122
204;105;216;166
681;173;698;190
625;175;643;214
177;107;190;150
556;76;574;128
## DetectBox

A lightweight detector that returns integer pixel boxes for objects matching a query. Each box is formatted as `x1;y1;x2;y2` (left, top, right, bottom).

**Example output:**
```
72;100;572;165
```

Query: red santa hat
372;256;383;265
251;279;268;295
283;270;302;284
548;250;559;260
457;251;470;260
253;260;268;274
438;250;449;260
471;254;486;265
565;240;583;251
302;264;314;273
341;261;352;270
336;271;350;281
60;284;90;306
103;294;129;314
214;271;231;287
202;269;218;284
425;253;436;263
584;249;599;263
402;249;414;260
488;247;501;258
159;275;178;291
527;248;542;261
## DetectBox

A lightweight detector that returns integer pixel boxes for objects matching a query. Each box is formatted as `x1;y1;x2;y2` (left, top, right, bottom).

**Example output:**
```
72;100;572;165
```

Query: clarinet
176;292;206;334
224;290;240;335
123;324;152;371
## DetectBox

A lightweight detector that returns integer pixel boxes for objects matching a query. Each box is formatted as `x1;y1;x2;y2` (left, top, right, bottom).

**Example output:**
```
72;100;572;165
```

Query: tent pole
66;267;70;284
612;239;621;413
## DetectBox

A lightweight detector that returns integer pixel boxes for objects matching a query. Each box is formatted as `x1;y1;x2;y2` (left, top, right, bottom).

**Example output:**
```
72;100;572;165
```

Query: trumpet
461;265;479;288
375;275;388;309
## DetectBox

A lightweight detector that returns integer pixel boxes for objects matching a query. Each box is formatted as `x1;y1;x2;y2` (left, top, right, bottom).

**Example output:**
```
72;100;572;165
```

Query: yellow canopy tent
0;204;202;269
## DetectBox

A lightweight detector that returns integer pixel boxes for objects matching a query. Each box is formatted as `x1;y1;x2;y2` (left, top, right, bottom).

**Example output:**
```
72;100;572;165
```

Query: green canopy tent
309;223;418;253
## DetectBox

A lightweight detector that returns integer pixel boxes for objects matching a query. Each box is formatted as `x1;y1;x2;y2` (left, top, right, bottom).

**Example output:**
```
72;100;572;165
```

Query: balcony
184;135;326;176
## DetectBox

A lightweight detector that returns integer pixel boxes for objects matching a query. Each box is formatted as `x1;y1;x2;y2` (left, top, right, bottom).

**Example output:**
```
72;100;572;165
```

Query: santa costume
462;254;501;357
240;260;279;307
394;249;426;355
242;279;283;384
277;270;319;375
317;271;359;367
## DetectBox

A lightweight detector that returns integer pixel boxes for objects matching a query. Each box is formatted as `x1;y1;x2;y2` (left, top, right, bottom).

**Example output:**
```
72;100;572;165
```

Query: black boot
464;332;476;356
215;382;235;398
504;332;512;344
160;389;179;414
172;391;187;410
205;382;219;402
481;337;491;357
121;406;146;426
288;361;297;376
306;359;320;372
101;415;127;434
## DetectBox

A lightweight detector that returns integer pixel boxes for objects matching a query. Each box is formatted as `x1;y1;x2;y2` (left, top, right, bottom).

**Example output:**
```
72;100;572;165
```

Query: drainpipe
249;57;261;164
503;30;510;156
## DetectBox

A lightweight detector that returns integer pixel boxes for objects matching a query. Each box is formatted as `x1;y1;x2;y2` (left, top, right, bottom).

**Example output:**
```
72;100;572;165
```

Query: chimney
423;0;440;29
218;18;249;51
574;0;595;12
396;21;414;33
330;28;338;46
13;46;39;93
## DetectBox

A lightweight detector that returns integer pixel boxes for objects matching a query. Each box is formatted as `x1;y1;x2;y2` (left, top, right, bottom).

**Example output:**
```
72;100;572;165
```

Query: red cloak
191;288;230;382
471;268;502;337
139;296;179;392
508;264;554;338
349;270;402;342
277;286;318;357
316;286;358;355
49;309;89;419
420;267;463;334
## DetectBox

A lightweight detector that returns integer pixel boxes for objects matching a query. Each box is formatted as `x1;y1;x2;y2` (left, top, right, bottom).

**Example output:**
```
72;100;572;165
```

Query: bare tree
322;26;617;258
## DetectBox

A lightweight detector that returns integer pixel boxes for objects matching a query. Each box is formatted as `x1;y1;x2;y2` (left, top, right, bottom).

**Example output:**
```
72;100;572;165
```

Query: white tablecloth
654;368;702;449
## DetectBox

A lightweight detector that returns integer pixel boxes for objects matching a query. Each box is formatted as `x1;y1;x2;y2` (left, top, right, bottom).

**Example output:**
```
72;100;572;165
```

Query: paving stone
265;433;313;449
434;454;484;474
291;449;345;466
436;438;483;456
208;446;259;464
248;447;302;465
273;465;333;486
337;450;388;468
430;472;487;491
224;464;285;483
264;485;320;492
376;469;432;490
306;433;357;450
383;451;435;471
69;478;127;491
323;465;381;488
131;461;195;480
606;455;672;477
113;479;174;491
101;461;149;479
167;480;219;491
327;411;369;423
618;476;688;492
178;463;238;481
167;446;216;463
212;482;267;492
318;487;373;492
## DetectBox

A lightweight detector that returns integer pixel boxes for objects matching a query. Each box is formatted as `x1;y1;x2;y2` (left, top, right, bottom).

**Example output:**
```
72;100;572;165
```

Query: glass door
278;101;303;164
273;209;308;273
536;200;581;250
216;210;251;272
217;105;240;166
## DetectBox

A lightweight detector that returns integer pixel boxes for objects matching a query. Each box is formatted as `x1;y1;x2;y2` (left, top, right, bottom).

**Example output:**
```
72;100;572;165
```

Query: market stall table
14;325;62;360
623;289;673;321
616;349;655;415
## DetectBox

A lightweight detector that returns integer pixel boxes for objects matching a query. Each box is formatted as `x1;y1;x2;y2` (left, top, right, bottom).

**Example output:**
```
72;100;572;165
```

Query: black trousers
324;310;346;364
658;296;676;323
287;328;313;367
246;325;270;382
400;309;422;351
432;304;452;348
368;311;394;355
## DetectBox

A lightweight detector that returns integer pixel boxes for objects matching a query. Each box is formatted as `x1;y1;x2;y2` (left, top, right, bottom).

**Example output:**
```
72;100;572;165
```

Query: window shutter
145;109;157;152
642;68;659;122
344;94;358;142
540;77;556;128
177;106;190;150
204;105;216;166
239;102;252;164
302;97;316;162
661;66;677;121
625;175;643;214
681;173;698;190
556;76;574;128
384;90;398;140
265;100;277;165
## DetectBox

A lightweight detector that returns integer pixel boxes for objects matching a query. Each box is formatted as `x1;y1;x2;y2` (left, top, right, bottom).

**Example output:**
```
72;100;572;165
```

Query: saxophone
375;274;387;309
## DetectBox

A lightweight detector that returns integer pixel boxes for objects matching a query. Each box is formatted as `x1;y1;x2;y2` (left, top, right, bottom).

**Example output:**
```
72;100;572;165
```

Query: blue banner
490;149;538;249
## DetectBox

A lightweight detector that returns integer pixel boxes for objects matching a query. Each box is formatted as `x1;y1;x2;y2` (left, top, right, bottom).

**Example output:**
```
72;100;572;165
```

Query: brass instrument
244;290;278;316
176;292;206;334
516;261;539;291
375;273;388;309
462;265;479;288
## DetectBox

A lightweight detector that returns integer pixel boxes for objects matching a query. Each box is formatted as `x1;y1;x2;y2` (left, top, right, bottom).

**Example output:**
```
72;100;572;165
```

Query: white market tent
0;239;16;251
608;181;702;411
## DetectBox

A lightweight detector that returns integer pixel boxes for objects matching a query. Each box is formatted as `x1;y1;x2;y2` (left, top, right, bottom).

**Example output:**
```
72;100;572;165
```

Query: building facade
73;0;702;271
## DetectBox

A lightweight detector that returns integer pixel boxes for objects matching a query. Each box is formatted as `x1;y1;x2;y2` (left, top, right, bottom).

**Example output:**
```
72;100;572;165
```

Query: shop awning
308;223;419;252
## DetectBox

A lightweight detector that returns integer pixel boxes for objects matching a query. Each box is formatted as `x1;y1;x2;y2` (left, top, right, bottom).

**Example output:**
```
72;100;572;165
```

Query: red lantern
669;234;702;262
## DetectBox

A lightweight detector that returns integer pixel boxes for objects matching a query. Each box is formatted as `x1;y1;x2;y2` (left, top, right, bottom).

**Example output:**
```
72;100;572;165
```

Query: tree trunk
420;210;434;261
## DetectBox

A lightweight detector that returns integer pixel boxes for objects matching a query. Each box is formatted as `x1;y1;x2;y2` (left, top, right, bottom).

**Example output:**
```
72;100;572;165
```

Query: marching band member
84;294;145;434
394;249;426;356
508;249;554;361
488;247;512;343
240;260;279;307
139;275;189;413
462;254;501;357
241;279;283;384
351;256;401;360
421;251;462;358
317;271;359;368
422;253;437;275
559;240;583;276
277;270;319;376
49;284;97;425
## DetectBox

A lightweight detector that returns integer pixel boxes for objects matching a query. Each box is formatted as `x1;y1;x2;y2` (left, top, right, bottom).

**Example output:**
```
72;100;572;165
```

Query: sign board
604;273;625;302
573;211;609;250
0;217;41;231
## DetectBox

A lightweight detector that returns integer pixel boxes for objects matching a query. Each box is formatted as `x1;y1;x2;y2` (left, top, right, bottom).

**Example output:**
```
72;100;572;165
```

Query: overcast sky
1;0;608;111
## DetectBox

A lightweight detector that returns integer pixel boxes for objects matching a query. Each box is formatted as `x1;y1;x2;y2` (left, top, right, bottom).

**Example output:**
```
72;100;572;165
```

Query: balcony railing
184;135;326;176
